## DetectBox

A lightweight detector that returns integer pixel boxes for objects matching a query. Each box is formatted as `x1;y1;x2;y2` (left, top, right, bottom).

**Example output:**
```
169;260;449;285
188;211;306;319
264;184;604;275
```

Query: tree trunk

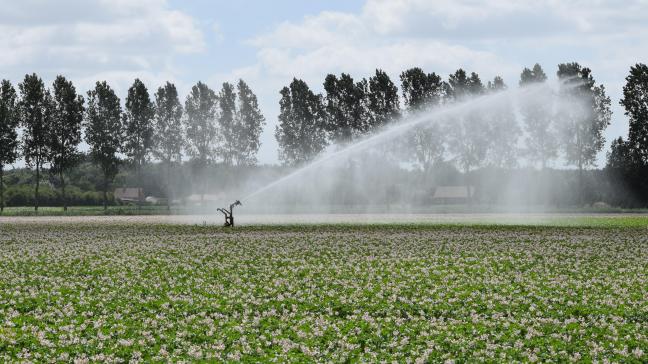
0;167;4;214
60;171;67;212
166;161;171;211
136;162;142;210
465;166;472;206
578;160;584;206
103;173;108;211
35;160;40;212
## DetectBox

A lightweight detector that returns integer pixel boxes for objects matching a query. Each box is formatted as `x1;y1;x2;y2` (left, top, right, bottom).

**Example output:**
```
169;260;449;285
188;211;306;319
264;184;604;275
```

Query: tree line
275;62;612;203
0;76;265;212
2;62;648;211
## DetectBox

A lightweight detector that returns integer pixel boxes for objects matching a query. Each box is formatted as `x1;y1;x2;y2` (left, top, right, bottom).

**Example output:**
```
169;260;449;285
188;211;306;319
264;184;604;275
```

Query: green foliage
519;63;557;168
84;81;122;209
49;75;84;176
18;73;51;210
367;69;400;129
218;82;237;165
0;80;19;168
399;67;443;110
49;75;85;210
184;81;218;166
275;78;328;166
122;78;154;172
0;79;19;212
607;64;648;206
557;62;612;170
399;68;445;174
620;63;648;165
235;79;265;166
323;73;369;143
486;76;520;168
446;69;490;174
153;82;183;164
0;223;646;361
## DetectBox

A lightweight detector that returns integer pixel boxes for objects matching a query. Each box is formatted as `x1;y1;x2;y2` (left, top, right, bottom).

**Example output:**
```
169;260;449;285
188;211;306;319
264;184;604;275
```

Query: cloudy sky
2;0;647;166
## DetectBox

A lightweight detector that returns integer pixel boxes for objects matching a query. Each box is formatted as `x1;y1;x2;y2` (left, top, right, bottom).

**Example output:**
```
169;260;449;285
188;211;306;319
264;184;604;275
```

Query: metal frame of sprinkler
217;200;241;227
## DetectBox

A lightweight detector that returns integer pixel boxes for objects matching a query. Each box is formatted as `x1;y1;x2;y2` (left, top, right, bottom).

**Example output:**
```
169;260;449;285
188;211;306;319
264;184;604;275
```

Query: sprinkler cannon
217;200;241;227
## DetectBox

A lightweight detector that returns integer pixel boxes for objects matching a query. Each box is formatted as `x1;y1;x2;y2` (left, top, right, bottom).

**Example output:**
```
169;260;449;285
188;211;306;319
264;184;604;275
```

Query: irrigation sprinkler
217;200;241;227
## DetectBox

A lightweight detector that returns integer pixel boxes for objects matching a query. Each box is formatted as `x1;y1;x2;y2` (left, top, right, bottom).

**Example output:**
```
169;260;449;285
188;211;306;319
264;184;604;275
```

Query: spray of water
241;80;574;206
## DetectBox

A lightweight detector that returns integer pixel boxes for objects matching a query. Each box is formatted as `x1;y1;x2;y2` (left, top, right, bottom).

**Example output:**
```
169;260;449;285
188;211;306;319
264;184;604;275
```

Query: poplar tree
519;63;556;169
620;63;648;165
556;62;612;202
49;75;84;211
446;69;489;201
400;67;443;110
123;79;154;192
367;69;400;129
399;67;445;176
0;80;19;213
184;82;218;199
85;81;123;210
218;82;237;165
234;79;265;166
19;73;51;211
486;76;519;168
275;78;327;166
323;73;368;144
153;82;184;209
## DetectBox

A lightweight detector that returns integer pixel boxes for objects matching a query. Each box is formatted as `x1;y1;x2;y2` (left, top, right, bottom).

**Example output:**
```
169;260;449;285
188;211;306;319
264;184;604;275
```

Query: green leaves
0;223;646;362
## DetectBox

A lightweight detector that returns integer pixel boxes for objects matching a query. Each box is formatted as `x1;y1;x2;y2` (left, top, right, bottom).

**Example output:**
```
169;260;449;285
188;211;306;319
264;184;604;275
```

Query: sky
2;0;647;167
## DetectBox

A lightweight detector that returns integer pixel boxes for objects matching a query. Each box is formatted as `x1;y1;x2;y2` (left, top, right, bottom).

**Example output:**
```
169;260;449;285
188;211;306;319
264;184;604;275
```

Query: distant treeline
0;160;624;210
0;76;265;211
1;62;647;211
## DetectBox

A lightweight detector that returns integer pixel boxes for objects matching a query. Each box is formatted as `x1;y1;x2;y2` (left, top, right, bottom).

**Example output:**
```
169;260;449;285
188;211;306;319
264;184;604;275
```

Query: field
0;217;647;362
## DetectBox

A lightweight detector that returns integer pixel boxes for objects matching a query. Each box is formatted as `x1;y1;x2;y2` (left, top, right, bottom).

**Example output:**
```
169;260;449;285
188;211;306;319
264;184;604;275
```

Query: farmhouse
114;188;144;203
431;186;474;204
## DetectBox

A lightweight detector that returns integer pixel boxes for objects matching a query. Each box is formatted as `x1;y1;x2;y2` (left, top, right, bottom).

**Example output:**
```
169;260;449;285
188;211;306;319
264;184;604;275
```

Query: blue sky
1;0;647;166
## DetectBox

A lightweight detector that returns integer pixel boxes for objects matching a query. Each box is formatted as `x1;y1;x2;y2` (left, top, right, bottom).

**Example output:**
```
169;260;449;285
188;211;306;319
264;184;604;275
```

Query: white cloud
236;0;648;164
0;0;204;94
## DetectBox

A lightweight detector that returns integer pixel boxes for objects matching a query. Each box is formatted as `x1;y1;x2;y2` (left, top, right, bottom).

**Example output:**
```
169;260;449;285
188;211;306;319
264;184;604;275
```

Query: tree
409;123;445;175
607;63;648;206
556;63;612;203
19;73;52;211
323;73;368;144
607;137;633;170
446;69;489;201
49;75;84;211
184;82;218;198
620;63;648;165
153;82;184;209
234;79;265;166
367;69;400;129
519;63;557;169
122;79;154;191
606;136;646;206
275;78;328;166
486;76;520;168
85;81;123;210
400;67;443;110
399;67;445;176
446;69;471;100
0;80;19;213
217;82;237;165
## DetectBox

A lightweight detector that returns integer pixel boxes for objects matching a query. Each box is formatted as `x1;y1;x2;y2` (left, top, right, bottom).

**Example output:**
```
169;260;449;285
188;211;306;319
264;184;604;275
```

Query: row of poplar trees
0;75;265;212
275;62;612;201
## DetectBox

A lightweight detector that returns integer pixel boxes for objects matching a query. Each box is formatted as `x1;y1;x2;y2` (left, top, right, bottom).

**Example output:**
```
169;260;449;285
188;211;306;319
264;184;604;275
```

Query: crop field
0;219;647;362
